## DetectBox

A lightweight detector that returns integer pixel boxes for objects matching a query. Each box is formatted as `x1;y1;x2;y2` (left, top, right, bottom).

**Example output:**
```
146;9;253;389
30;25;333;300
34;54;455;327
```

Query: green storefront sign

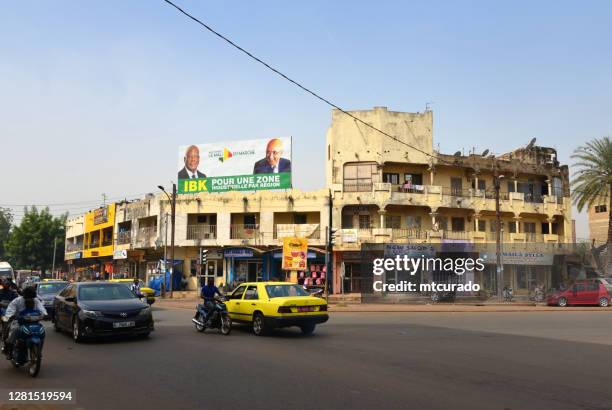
178;172;291;194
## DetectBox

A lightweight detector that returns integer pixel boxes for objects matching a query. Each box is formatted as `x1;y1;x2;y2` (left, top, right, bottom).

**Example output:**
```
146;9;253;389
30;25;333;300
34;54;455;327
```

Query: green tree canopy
0;207;12;260
6;206;67;273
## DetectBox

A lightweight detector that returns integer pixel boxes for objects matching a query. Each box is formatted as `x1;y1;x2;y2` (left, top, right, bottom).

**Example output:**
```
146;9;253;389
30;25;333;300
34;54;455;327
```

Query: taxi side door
225;284;248;322
240;284;261;320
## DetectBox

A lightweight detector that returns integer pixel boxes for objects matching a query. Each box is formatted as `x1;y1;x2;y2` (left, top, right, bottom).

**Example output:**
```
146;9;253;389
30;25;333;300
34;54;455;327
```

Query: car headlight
139;306;152;316
82;309;103;317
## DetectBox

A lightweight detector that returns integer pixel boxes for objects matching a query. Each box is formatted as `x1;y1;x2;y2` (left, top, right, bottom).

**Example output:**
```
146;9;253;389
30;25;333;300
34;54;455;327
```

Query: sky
0;0;610;238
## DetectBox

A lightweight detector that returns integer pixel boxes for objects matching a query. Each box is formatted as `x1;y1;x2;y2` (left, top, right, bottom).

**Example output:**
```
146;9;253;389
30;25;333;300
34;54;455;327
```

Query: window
383;173;399;184
102;227;113;247
243;214;256;225
450;177;463;196
342;213;354;229
385;215;401;229
451;217;465;232
477;220;486;232
508;222;517;234
190;259;198;277
343;162;378;192
552;223;559;235
404;173;423;185
406;216;422;229
244;285;259;300
523;222;536;233
541;223;549;235
595;205;607;213
507;181;515;193
231;285;247;300
293;214;307;224
438;217;448;231
490;220;503;231
471;179;486;190
359;214;371;229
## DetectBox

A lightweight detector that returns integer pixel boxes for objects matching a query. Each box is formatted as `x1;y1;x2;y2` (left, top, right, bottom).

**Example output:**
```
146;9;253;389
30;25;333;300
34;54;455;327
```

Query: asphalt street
2;309;612;410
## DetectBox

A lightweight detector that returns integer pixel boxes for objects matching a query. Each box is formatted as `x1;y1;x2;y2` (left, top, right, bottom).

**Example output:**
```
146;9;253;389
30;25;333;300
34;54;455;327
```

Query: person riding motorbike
130;277;142;296
0;279;19;351
200;278;223;325
2;286;47;360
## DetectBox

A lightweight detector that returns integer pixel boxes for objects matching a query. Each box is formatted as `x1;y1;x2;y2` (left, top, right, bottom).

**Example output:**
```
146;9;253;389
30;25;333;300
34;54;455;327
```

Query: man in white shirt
2;287;47;358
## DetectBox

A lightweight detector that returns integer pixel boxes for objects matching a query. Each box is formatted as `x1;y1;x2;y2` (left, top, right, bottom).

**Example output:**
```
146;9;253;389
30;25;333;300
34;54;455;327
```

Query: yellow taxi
109;278;156;305
225;282;328;335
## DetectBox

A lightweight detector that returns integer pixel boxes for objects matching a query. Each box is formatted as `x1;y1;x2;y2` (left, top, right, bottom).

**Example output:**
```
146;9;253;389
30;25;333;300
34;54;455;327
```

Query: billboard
282;237;308;271
177;137;292;193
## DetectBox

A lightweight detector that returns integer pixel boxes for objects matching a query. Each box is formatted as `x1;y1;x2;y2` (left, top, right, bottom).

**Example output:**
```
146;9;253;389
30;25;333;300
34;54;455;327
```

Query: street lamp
158;184;177;298
494;174;505;302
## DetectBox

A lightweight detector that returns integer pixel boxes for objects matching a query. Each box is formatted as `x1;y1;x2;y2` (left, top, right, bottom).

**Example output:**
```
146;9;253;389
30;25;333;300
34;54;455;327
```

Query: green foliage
571;136;612;212
0;208;12;259
6;207;67;272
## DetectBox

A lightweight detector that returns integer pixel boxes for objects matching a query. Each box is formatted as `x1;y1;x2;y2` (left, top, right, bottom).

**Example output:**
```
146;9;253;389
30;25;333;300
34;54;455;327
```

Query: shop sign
384;244;435;258
276;224;320;239
65;252;82;260
224;248;254;258
480;251;554;266
441;239;474;252
113;249;128;260
341;229;358;243
207;250;223;260
273;250;317;259
93;207;109;225
282;237;308;270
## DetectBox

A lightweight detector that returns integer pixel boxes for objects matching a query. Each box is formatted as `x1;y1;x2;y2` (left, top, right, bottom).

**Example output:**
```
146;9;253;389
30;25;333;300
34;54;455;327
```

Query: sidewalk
154;296;612;313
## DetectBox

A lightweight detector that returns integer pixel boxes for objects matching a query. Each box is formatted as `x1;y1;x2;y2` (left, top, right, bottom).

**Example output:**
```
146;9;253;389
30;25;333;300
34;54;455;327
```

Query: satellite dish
454;151;462;157
526;137;536;149
481;149;489;157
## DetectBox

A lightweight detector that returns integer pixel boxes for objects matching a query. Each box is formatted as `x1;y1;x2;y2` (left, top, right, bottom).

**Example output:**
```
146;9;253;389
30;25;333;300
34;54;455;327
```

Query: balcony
66;243;83;252
136;226;157;247
274;224;320;239
230;224;260;240
116;231;131;245
343;182;373;192
391;228;426;240
186;225;217;240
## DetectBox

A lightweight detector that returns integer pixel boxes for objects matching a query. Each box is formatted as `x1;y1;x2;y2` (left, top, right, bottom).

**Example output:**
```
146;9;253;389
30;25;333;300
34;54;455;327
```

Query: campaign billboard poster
177;137;292;193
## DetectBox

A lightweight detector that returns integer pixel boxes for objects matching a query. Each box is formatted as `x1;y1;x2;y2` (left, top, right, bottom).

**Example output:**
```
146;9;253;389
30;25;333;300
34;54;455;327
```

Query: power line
161;0;455;167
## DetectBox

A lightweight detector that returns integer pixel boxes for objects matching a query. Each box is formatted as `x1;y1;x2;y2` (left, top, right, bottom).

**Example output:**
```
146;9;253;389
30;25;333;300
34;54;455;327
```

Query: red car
547;280;611;307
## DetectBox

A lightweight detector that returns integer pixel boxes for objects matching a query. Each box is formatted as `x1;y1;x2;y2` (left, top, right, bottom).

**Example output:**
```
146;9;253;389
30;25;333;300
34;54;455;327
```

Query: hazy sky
1;1;610;238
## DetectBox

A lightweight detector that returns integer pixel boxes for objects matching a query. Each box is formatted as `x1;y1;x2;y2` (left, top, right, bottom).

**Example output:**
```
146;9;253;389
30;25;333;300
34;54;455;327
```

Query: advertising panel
282;237;308;270
177;137;292;193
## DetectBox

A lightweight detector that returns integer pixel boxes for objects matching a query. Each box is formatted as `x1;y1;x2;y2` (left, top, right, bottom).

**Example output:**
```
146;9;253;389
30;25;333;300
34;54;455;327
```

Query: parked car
225;282;328;336
35;281;69;320
53;282;154;342
108;278;156;305
598;277;612;296
547;280;611;307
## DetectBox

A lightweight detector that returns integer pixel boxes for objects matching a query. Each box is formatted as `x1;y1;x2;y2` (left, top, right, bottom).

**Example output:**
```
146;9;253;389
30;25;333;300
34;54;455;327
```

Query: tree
6;206;66;274
571;136;612;273
0;208;12;260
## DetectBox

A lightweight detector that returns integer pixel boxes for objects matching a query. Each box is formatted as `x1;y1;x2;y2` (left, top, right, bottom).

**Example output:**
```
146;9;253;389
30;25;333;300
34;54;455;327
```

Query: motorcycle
192;296;231;335
502;286;514;302
2;313;46;377
529;285;546;303
431;290;456;303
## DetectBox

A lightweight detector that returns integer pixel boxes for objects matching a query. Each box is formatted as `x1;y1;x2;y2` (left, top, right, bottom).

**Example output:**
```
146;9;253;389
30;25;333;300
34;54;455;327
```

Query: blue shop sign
224;248;254;258
273;250;318;259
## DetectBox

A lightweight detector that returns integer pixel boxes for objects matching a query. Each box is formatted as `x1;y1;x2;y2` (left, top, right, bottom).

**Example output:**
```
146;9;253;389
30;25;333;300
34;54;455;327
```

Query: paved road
3;309;612;410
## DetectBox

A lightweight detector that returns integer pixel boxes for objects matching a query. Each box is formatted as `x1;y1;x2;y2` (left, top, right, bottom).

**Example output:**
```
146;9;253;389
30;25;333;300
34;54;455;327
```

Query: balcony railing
484;190;510;200
230;224;260;240
274;224;320;239
343;182;373;192
524;193;544;203
441;187;472;198
116;231;131;245
393;184;426;194
391;228;426;240
186;225;217;240
442;230;471;240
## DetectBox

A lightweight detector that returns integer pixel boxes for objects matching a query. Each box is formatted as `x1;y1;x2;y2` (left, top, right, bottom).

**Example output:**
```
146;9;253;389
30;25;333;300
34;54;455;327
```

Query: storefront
112;249;145;279
479;250;554;296
224;248;265;288
266;248;327;287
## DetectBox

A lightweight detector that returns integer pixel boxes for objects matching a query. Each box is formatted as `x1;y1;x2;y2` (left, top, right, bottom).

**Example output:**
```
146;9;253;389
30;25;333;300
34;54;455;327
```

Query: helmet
22;286;37;299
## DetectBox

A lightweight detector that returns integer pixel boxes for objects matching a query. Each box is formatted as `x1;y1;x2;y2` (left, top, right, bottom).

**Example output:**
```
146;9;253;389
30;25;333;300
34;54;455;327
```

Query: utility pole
325;189;333;298
102;193;107;206
494;174;504;302
51;237;58;279
162;212;168;298
170;183;176;298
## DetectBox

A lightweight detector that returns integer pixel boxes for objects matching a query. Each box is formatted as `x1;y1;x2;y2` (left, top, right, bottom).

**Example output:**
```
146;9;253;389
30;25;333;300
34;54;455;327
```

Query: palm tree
571;136;612;274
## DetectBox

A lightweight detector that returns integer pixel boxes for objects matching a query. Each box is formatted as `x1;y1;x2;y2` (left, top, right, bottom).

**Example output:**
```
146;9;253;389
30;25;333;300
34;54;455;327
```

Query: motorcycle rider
200;278;223;325
0;279;19;304
2;286;47;360
130;277;142;296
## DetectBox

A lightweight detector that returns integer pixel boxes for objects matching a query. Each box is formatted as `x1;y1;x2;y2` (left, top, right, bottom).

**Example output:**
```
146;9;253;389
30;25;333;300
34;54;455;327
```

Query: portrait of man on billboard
253;138;291;174
178;145;207;179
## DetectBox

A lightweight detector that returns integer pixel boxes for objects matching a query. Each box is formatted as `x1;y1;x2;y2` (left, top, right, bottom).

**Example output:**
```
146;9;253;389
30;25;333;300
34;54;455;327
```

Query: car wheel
252;313;268;336
72;317;84;343
300;324;316;335
558;297;568;307
598;297;609;307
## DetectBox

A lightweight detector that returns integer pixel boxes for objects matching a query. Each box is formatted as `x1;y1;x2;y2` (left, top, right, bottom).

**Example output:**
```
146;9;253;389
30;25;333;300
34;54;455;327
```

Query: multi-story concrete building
588;200;609;244
65;107;573;298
